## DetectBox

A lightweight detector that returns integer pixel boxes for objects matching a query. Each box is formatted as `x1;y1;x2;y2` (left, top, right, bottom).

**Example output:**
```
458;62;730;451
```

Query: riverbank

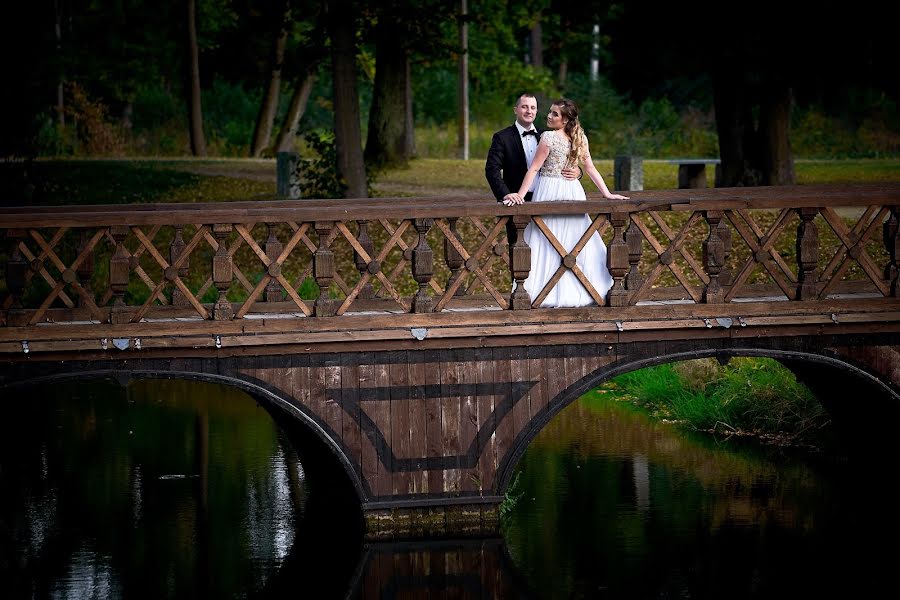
596;357;834;449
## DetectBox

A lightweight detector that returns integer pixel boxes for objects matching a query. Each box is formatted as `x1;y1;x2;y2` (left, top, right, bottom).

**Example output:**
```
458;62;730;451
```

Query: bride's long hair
553;98;587;167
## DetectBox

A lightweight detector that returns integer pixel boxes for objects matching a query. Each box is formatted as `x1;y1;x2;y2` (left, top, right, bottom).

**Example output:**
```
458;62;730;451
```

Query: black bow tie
521;129;538;138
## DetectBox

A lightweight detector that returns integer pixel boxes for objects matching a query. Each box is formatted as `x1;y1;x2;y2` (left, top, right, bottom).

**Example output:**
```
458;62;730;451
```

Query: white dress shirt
515;122;540;192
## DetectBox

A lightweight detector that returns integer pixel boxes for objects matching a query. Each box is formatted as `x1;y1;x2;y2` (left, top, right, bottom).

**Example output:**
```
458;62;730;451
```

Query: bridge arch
496;347;900;496
2;367;367;508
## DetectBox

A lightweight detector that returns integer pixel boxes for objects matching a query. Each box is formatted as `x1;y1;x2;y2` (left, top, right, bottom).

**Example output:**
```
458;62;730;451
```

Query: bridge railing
1;184;897;327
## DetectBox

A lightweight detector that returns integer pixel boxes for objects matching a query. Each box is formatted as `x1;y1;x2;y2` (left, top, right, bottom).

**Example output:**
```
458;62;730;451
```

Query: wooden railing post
509;215;531;309
355;220;376;299
718;218;732;286
109;225;131;323
212;224;233;320
313;221;336;317
625;217;643;291
607;212;629;307
796;208;819;300
76;229;95;307
444;217;465;296
884;206;899;297
411;218;434;313
169;225;189;305
702;210;725;303
264;223;284;302
5;229;28;310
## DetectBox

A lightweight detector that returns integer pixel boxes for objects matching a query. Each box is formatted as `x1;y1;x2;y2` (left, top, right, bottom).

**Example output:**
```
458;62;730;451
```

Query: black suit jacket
485;125;543;202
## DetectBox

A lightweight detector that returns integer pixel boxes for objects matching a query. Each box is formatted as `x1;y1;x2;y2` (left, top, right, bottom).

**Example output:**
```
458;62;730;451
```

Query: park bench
667;158;721;189
614;155;722;191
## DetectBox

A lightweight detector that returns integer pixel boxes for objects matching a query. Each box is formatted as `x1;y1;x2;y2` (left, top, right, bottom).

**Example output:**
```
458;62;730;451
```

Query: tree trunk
714;69;796;187
274;72;316;153
250;8;289;157
54;0;65;126
761;84;795;185
186;0;206;156
365;24;411;170
530;21;543;69
404;58;415;158
457;0;469;160
713;68;762;187
328;0;367;198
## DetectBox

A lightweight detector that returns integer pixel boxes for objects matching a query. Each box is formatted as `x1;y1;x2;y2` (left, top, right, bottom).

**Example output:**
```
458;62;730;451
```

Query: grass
599;358;832;446
3;157;898;206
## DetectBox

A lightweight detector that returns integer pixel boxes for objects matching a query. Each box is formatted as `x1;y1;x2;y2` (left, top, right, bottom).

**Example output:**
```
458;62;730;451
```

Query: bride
504;98;629;307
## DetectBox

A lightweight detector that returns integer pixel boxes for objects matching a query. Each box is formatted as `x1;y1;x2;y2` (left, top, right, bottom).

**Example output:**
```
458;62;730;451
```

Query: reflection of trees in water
1;378;310;598
501;393;851;599
525;393;822;530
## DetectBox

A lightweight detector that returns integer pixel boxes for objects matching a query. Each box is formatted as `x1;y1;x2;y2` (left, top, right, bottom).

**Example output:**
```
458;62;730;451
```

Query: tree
605;0;897;185
328;0;367;198
364;17;413;169
186;0;207;156
274;71;316;152
249;2;291;157
363;1;458;169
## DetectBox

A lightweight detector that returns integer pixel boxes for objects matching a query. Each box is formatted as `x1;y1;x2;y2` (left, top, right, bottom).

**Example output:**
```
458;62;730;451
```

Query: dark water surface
1;380;894;598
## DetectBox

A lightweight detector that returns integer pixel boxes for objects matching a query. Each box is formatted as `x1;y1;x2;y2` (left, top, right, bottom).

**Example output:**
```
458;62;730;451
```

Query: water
1;380;894;598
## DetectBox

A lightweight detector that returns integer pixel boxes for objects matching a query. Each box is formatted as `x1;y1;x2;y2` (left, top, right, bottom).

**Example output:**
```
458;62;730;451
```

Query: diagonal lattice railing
1;185;898;328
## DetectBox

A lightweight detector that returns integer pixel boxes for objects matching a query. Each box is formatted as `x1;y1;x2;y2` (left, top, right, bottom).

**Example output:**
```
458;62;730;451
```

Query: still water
1;379;894;598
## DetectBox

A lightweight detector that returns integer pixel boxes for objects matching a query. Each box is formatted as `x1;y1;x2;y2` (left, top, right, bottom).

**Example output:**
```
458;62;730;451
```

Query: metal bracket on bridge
703;318;712;328
134;338;142;350
738;317;747;327
100;338;108;350
214;335;223;349
21;340;29;354
615;321;624;332
831;313;839;324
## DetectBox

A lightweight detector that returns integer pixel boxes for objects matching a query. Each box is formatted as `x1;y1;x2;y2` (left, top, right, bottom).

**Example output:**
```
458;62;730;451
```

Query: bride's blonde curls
553;98;587;167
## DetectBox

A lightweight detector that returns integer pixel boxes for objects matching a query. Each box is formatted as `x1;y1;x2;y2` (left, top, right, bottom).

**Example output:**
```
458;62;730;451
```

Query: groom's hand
561;166;580;181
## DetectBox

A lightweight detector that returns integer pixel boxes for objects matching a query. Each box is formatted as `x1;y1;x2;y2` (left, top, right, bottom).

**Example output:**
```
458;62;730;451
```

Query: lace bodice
539;130;577;177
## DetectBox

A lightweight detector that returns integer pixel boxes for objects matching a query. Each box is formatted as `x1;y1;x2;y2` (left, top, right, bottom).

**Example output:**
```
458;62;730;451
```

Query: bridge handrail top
1;183;897;228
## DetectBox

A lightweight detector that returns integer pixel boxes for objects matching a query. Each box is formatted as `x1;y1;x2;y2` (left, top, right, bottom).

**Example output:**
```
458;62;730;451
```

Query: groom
485;93;543;207
485;93;579;243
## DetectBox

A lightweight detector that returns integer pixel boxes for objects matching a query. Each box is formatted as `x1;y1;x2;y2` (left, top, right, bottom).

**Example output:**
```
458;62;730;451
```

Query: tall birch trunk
250;9;289;157
274;73;316;153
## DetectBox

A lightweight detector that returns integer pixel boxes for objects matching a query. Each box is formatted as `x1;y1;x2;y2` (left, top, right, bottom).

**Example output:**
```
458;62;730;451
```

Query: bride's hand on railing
605;193;629;200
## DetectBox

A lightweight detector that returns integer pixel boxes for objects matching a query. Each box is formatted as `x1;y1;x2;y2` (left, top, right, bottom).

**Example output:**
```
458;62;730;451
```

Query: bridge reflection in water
2;184;899;537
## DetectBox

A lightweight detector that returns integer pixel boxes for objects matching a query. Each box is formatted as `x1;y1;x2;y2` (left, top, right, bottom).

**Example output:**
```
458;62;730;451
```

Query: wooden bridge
2;184;899;538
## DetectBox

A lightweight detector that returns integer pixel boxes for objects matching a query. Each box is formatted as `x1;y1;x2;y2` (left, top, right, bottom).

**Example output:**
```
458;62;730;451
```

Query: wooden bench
667;158;721;189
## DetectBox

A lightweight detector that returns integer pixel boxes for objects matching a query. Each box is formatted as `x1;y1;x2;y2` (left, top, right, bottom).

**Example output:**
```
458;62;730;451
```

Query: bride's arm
511;141;550;203
583;150;629;200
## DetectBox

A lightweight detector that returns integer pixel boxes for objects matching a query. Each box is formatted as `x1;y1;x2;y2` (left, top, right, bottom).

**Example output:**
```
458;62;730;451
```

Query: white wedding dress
522;130;613;307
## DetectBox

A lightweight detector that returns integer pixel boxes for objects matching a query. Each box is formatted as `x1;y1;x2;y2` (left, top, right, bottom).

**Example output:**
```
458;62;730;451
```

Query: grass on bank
597;358;831;446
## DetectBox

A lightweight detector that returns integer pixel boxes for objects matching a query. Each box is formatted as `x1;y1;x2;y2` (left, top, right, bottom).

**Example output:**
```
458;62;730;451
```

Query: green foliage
607;358;830;445
500;471;525;521
203;79;262;156
298;129;347;199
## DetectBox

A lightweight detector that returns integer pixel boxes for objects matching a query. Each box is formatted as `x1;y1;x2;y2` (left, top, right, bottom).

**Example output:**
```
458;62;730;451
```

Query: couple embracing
485;93;628;308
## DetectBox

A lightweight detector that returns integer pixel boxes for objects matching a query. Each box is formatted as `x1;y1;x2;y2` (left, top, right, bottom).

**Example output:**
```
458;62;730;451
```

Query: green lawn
2;157;898;205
